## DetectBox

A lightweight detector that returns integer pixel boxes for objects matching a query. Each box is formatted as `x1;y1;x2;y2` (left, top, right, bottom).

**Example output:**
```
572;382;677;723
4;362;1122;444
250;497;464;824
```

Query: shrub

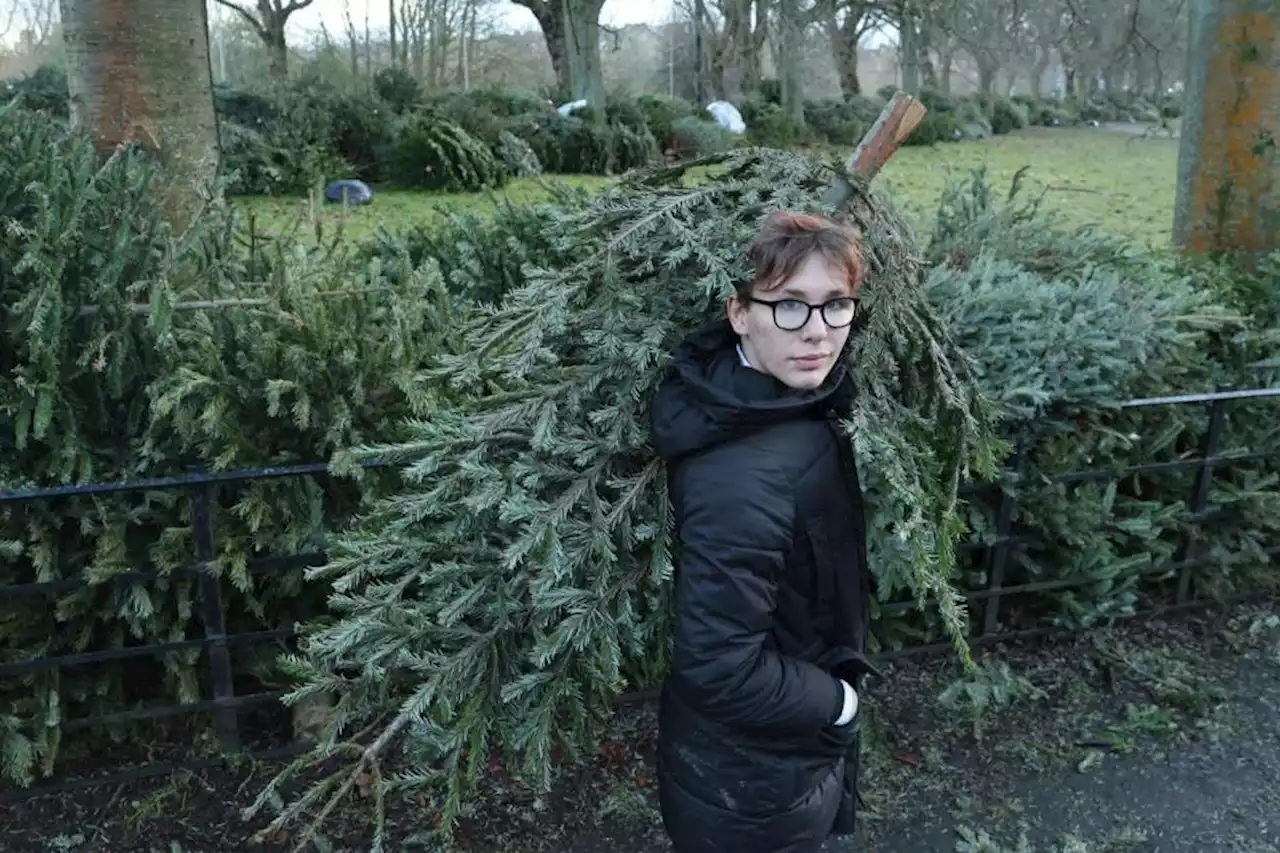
741;96;812;147
1025;99;1077;127
220;119;351;196
497;129;543;177
213;82;279;128
1;63;69;117
213;79;397;190
668;116;738;158
1079;98;1120;122
906;109;963;145
388;114;507;191
803;97;870;146
322;89;397;181
986;96;1030;134
634;93;698;148
517;113;659;175
373;67;423;113
1160;93;1184;119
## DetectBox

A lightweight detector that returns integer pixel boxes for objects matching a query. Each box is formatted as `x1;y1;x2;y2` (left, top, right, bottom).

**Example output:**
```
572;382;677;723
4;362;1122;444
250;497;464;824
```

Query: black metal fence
2;386;1279;801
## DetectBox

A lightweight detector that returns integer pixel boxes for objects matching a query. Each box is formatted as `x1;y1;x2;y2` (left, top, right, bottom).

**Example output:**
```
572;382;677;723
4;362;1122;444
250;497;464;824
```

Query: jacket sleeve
669;454;845;734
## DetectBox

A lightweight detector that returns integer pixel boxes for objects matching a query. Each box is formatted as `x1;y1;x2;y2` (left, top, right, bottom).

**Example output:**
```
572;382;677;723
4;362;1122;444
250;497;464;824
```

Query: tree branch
509;0;550;20
214;0;270;39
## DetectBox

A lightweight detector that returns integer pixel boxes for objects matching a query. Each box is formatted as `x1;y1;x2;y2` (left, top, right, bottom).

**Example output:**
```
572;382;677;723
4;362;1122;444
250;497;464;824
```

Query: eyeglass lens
770;298;857;331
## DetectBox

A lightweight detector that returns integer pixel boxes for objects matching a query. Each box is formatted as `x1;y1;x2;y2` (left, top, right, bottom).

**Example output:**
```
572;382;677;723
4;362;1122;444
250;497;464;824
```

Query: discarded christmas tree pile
245;123;1007;842
0;104;459;788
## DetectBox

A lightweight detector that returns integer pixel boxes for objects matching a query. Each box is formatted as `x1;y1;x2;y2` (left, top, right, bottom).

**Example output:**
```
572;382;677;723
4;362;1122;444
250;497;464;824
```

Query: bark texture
59;0;221;229
1173;0;1280;260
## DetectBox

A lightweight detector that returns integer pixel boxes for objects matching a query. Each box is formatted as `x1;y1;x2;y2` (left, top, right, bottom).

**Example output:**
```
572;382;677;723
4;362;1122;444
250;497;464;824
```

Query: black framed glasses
748;296;859;331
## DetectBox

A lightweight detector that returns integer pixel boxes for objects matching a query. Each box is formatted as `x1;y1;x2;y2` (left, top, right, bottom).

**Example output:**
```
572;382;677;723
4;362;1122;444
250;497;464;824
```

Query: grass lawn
236;126;1182;249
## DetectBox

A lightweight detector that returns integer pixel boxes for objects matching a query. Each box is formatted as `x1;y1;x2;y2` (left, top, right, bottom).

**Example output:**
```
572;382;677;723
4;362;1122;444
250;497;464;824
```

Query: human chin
777;358;833;389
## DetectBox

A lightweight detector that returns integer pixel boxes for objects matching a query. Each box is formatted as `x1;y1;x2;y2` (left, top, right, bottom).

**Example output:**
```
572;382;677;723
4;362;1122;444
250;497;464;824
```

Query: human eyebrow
778;289;852;301
773;286;855;300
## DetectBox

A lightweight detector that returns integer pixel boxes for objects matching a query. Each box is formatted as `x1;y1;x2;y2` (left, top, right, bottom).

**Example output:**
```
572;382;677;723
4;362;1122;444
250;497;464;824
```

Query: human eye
823;298;857;324
775;300;808;321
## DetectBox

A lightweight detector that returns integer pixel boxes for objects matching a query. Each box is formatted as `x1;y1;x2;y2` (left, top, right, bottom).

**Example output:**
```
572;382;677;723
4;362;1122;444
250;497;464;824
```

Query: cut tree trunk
1173;0;1280;261
59;0;221;231
824;90;928;208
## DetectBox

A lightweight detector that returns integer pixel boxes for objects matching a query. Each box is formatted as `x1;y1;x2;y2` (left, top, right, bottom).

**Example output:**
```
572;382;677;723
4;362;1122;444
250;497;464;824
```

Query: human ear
727;295;750;336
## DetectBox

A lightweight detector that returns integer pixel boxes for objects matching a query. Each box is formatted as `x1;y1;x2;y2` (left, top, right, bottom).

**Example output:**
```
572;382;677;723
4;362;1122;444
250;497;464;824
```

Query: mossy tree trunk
1174;0;1280;261
59;0;222;231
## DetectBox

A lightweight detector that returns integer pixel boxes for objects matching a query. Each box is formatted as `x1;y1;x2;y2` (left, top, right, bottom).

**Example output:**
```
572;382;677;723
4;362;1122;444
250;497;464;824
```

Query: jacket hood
649;319;856;463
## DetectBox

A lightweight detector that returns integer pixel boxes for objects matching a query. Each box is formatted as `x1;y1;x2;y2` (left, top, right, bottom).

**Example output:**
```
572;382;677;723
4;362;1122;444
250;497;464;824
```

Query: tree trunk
1174;0;1280;262
917;23;937;90
517;0;606;108
977;59;998;95
938;47;954;95
777;0;804;123
747;0;770;92
1031;50;1051;97
266;21;288;77
719;0;753;102
825;7;862;97
898;10;921;94
389;0;398;69
59;0;220;231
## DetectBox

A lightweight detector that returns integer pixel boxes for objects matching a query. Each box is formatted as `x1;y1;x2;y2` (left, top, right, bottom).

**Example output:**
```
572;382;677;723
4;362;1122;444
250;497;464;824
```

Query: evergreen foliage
496;129;543;178
361;183;593;307
388;115;507;192
913;170;1276;636
0;104;454;787
245;158;1277;847
244;146;1001;844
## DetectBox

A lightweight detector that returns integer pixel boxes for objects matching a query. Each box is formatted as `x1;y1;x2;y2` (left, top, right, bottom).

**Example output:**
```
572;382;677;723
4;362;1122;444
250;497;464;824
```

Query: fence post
981;434;1025;638
189;465;241;752
1176;399;1227;603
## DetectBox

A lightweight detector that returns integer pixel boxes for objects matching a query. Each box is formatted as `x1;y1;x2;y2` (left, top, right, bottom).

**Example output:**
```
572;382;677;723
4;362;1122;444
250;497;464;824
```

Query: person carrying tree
648;209;879;853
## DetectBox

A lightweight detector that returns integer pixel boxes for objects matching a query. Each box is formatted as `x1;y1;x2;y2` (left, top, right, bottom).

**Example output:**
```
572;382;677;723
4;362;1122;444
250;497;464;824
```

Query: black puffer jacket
648;320;877;853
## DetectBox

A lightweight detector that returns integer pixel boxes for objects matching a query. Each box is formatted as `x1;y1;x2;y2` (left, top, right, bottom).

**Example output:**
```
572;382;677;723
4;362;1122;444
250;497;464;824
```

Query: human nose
799;306;827;340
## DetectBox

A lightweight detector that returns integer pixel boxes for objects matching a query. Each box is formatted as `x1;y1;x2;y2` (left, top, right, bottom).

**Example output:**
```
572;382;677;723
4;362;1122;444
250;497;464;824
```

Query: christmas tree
247;100;1004;846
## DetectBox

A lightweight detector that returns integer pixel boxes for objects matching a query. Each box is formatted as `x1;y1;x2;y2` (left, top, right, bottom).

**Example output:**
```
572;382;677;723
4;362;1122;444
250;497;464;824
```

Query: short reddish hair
741;211;865;298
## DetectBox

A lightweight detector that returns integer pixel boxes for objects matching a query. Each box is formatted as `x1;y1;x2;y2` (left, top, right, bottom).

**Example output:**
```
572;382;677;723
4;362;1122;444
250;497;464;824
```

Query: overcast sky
275;0;672;38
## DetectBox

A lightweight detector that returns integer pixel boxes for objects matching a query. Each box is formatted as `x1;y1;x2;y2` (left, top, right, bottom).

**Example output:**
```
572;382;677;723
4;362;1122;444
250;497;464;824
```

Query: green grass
235;127;1181;248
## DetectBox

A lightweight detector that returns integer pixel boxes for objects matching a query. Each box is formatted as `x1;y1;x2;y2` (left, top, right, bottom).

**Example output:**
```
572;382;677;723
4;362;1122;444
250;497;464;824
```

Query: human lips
791;353;830;370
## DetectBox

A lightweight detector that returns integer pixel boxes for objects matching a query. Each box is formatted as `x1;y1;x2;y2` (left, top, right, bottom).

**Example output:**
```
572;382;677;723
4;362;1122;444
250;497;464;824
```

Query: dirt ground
3;598;1277;853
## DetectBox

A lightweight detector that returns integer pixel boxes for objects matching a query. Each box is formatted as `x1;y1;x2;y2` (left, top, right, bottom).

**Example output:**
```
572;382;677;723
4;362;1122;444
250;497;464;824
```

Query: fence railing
2;386;1279;801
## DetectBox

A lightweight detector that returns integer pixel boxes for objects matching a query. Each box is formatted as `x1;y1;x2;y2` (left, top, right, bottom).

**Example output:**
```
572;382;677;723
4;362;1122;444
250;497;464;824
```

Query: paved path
844;657;1280;852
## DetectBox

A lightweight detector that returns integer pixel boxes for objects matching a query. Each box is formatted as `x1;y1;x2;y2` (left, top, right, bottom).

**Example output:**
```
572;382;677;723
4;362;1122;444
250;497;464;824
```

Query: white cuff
834;679;858;726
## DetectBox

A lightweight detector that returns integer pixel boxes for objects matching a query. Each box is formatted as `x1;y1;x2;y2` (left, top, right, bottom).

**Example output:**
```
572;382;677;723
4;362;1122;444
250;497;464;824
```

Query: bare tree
941;0;1026;94
12;0;59;47
213;0;316;77
698;0;771;101
1023;0;1071;95
58;0;220;230
817;0;877;96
